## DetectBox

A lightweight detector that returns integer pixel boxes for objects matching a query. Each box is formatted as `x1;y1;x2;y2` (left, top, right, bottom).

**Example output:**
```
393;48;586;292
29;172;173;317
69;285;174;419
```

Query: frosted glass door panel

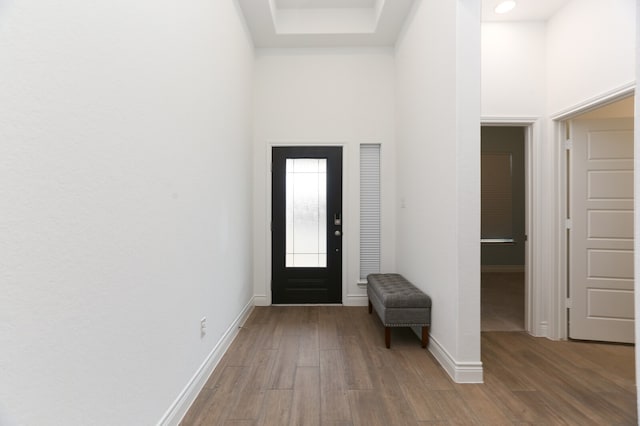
286;158;327;267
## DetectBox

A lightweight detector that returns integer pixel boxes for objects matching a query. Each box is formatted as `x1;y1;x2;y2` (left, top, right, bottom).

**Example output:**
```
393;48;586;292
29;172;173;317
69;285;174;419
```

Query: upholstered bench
367;273;432;349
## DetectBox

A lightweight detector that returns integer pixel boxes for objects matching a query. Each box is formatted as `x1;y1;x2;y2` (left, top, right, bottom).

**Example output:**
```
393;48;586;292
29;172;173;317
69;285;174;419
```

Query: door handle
334;230;342;237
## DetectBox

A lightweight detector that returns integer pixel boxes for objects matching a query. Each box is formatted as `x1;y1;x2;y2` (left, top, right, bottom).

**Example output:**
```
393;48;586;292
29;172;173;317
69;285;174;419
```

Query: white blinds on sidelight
360;144;381;280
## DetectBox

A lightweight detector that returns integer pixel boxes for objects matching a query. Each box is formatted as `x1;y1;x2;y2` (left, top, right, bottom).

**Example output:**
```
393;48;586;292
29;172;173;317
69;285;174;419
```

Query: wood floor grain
481;272;525;332
181;306;637;426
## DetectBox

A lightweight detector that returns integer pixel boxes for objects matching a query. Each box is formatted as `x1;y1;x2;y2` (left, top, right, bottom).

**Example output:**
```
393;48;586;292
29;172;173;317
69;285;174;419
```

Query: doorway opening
480;126;528;331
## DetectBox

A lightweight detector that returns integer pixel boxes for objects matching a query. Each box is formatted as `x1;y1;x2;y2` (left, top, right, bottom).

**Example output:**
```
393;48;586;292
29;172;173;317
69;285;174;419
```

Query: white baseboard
253;295;270;306
535;321;549;338
428;335;484;384
481;265;525;273
343;294;368;307
158;298;255;426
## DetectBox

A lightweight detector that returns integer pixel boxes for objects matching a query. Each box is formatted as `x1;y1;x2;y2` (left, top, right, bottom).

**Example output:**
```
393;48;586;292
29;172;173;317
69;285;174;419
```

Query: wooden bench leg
422;326;430;348
368;299;372;314
385;327;391;349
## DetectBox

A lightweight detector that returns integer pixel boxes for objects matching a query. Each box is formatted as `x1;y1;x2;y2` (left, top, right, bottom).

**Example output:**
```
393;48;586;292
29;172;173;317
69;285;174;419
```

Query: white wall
635;0;640;415
547;0;636;115
252;48;396;306
545;0;636;339
480;0;637;340
481;22;546;117
0;0;254;424
395;0;482;382
480;21;549;337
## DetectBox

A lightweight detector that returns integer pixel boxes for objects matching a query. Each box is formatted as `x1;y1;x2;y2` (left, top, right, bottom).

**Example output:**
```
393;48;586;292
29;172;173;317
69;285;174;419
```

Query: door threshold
271;303;344;306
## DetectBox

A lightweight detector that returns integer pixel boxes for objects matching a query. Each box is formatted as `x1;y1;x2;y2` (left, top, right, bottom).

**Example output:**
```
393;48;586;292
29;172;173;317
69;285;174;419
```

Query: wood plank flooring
481;272;524;332
181;306;636;425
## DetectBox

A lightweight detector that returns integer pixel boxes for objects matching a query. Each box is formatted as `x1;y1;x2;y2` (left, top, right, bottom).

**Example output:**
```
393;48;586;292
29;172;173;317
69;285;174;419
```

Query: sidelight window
360;144;381;280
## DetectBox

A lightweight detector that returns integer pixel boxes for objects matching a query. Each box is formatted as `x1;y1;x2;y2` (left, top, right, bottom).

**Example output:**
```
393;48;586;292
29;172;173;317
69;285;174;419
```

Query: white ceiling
238;0;574;48
276;0;377;9
481;0;571;22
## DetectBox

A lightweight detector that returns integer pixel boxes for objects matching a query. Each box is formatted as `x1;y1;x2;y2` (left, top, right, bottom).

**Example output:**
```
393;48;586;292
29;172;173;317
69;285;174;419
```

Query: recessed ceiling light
495;1;516;14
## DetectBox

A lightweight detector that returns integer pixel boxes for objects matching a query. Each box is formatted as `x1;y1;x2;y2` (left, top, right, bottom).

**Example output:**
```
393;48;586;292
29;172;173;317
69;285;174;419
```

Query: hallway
2;1;638;423
182;306;636;425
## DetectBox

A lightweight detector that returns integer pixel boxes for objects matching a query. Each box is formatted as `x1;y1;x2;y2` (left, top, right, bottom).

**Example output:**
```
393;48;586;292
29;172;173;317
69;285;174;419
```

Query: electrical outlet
200;317;207;337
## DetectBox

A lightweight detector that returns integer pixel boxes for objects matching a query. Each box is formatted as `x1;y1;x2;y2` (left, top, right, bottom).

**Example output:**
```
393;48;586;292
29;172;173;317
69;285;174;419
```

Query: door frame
264;141;348;306
551;84;635;340
481;117;538;335
271;146;343;304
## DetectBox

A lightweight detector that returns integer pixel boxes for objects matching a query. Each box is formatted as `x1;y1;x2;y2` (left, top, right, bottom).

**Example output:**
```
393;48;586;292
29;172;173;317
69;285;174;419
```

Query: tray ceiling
238;0;574;48
237;0;414;47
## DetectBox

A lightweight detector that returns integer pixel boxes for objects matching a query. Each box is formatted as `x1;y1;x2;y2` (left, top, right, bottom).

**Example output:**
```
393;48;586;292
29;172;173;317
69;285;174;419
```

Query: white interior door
569;118;634;343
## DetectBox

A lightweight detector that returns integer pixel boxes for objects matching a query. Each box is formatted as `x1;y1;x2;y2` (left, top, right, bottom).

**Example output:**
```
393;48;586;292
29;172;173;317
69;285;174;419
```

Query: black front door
272;147;343;304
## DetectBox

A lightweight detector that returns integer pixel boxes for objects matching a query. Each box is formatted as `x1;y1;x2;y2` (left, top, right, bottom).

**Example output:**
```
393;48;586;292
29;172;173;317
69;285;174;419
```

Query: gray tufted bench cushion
367;273;431;349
